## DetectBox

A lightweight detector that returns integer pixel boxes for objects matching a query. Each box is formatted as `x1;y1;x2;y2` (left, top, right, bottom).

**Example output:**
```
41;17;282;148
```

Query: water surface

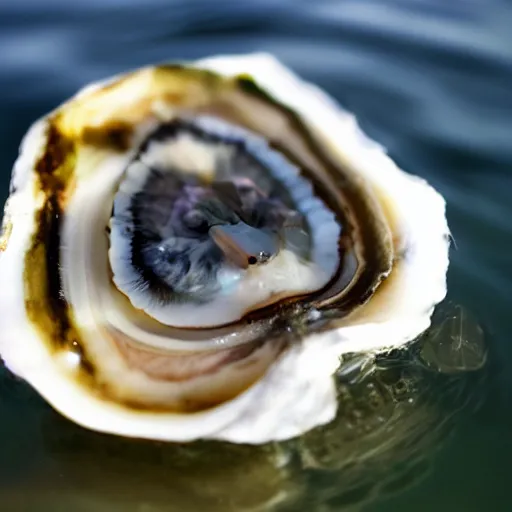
0;1;510;510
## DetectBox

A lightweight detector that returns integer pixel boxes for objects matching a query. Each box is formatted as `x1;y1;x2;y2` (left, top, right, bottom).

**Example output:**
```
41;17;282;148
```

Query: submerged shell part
0;53;449;444
14;306;486;512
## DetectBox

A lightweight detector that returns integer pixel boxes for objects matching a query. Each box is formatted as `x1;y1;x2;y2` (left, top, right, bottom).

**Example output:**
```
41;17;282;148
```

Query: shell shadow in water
0;302;489;512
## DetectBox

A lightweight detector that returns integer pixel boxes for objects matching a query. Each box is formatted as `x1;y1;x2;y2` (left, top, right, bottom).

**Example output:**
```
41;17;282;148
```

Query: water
0;0;510;510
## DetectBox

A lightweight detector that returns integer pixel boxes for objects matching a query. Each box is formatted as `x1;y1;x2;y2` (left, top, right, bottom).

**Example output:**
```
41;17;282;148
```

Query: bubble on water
419;303;487;374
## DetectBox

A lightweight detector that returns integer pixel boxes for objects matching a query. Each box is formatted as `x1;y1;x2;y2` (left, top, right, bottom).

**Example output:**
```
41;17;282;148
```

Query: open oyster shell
0;53;449;444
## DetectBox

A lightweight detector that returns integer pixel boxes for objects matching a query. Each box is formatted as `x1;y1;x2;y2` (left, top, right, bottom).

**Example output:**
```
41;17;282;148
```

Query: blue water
0;0;511;510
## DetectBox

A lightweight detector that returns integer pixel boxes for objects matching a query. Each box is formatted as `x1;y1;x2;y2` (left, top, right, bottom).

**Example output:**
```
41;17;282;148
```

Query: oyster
0;53;449;444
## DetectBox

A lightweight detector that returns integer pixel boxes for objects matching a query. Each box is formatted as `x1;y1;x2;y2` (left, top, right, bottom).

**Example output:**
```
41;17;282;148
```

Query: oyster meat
0;53;449;444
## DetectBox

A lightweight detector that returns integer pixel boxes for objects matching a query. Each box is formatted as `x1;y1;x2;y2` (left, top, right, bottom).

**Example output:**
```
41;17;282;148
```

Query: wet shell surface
0;53;449;444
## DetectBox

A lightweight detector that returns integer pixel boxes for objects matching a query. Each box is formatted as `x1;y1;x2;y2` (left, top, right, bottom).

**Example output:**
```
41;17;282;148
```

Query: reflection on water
0;303;488;511
0;0;510;510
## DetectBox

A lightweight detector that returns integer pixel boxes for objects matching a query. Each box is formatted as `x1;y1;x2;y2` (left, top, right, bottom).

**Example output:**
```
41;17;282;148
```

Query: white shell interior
0;53;449;444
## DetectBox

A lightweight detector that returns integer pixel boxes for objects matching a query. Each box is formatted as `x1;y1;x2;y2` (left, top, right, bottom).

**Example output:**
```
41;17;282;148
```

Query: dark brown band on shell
234;77;393;313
